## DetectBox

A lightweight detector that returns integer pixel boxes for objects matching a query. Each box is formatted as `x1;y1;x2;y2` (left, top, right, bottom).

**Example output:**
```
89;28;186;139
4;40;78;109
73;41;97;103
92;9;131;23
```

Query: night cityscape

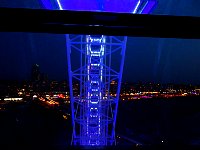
1;0;200;149
2;64;200;101
1;64;200;148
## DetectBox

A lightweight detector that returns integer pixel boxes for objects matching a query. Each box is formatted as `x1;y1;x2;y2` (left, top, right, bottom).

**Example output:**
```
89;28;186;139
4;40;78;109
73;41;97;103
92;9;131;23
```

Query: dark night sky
0;0;200;84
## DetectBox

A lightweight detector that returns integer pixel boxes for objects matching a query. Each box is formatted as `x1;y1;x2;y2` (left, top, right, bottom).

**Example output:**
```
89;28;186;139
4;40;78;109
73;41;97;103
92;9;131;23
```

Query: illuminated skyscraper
41;0;157;146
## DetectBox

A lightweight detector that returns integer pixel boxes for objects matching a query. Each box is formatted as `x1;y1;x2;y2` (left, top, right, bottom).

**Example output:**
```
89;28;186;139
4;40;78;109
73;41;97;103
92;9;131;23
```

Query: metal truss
66;34;127;146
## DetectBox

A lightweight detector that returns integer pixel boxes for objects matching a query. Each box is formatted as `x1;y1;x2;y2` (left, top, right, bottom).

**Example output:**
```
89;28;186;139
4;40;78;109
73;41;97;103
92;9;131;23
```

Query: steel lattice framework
40;0;157;146
67;35;127;145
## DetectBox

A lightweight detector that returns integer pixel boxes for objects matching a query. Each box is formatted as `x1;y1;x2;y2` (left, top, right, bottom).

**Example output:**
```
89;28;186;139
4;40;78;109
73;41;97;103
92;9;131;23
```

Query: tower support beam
67;35;127;146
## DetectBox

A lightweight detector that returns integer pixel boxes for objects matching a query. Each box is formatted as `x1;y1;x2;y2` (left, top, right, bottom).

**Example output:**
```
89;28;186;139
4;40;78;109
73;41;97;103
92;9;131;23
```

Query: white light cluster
86;35;106;145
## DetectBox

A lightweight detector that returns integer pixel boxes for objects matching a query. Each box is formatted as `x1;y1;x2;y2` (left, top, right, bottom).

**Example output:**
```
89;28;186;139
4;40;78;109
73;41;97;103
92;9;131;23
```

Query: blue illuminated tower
41;0;157;146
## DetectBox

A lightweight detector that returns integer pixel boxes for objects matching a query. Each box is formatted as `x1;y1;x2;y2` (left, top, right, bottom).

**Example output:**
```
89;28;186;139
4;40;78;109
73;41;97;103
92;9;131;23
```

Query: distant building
31;64;41;82
195;89;200;94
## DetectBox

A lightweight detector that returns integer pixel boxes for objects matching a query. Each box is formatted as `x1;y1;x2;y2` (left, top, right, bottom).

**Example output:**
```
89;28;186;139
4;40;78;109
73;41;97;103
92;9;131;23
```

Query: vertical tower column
85;35;105;145
66;35;127;146
40;0;157;147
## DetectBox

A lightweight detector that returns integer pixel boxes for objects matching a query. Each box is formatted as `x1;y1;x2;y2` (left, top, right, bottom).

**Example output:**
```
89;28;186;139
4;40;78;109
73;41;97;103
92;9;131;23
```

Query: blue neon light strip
133;0;141;14
56;0;63;10
140;0;157;14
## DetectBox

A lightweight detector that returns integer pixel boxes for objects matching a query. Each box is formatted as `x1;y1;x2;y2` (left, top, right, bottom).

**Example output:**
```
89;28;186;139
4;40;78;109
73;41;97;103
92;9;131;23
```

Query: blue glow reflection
41;0;157;14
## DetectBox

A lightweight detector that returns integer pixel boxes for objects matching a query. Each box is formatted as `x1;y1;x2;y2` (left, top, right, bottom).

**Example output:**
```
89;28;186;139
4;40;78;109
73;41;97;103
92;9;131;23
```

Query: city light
63;114;68;120
4;98;23;101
